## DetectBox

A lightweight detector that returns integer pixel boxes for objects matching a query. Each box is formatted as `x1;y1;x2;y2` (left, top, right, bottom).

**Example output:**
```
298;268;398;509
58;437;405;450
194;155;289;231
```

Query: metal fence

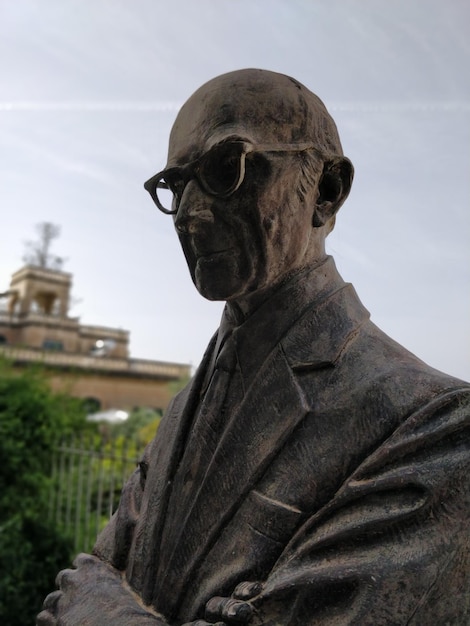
47;436;144;553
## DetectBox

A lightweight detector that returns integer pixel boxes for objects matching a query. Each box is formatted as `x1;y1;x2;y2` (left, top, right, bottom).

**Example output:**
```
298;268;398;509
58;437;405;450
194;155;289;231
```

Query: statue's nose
174;183;215;234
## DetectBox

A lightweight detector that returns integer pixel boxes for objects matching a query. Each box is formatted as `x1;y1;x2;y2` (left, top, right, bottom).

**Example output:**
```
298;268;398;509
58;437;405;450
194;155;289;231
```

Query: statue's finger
182;621;226;626
232;581;262;600
55;567;76;591
72;552;97;568
205;596;252;623
42;590;62;612
36;609;57;626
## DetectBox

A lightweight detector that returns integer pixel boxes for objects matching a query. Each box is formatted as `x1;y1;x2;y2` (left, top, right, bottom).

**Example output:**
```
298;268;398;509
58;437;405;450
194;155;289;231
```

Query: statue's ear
313;156;354;227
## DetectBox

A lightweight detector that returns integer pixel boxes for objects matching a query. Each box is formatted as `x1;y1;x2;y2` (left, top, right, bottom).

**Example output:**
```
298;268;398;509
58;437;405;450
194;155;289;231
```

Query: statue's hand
36;553;166;626
181;581;263;626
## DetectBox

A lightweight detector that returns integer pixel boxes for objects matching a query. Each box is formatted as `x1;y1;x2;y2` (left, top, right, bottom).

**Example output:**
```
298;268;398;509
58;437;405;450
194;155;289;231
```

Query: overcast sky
0;0;469;380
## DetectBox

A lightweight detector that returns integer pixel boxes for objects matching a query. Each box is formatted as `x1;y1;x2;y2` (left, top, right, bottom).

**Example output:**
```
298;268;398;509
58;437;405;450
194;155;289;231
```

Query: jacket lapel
281;284;369;371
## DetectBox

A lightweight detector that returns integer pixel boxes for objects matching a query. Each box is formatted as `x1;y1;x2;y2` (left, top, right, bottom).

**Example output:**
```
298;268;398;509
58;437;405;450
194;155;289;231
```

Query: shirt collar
218;256;362;391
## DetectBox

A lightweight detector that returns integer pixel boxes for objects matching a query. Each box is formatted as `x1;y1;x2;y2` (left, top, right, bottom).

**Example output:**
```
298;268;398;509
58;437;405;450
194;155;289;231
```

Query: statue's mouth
197;247;234;259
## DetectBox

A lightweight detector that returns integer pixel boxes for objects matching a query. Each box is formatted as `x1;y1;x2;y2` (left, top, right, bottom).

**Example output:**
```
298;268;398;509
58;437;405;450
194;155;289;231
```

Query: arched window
42;339;64;351
82;397;101;414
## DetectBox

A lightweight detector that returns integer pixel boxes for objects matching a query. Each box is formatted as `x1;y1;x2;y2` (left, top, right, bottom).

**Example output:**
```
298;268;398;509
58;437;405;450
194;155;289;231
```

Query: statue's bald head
161;69;353;305
168;69;344;164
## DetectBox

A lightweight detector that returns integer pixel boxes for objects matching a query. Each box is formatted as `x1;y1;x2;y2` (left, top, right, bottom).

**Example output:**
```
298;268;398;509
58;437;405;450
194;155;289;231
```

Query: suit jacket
95;258;470;625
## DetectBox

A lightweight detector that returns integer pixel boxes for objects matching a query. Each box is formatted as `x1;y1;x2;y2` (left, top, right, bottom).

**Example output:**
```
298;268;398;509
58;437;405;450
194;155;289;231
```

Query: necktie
158;332;241;568
184;332;239;479
195;333;238;453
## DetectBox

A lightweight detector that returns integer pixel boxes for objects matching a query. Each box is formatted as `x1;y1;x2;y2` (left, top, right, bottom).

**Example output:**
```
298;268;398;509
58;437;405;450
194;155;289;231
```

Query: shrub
0;359;89;625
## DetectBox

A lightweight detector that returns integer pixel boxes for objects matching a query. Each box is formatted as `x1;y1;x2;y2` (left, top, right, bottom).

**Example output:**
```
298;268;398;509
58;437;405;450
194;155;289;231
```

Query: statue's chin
193;255;249;302
193;275;236;302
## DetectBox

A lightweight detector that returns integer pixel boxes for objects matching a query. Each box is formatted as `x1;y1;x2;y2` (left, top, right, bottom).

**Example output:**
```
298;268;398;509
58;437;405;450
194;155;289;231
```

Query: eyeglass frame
143;139;324;215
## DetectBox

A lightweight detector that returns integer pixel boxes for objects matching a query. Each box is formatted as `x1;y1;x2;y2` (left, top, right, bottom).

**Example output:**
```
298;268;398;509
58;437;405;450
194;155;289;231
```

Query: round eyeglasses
144;140;323;215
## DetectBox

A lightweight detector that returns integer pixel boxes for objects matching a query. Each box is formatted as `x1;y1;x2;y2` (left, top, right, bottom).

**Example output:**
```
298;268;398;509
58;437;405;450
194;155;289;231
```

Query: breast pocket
244;490;304;545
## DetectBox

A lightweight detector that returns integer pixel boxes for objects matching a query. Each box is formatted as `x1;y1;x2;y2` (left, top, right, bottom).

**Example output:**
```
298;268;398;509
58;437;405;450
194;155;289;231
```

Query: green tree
0;359;90;626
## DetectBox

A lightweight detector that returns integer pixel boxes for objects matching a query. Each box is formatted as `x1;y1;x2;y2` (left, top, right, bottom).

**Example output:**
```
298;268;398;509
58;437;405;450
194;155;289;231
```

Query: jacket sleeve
93;342;213;575
93;420;159;570
249;388;470;625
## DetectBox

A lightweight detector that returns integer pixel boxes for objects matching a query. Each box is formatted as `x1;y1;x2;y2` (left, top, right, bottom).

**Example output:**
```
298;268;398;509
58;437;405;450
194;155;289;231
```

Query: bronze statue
38;69;470;625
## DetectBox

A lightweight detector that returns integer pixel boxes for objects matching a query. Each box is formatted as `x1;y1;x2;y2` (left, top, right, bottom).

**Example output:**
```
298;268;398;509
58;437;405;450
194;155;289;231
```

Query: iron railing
48;436;145;553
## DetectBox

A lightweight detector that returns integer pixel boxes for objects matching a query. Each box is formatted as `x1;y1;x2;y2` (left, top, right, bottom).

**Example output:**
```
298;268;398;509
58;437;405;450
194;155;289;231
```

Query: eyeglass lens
156;143;245;212
198;142;244;195
155;181;175;214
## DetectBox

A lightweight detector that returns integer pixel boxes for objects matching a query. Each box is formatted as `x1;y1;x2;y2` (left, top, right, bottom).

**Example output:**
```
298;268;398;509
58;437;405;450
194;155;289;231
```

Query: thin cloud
330;101;470;113
0;101;182;112
0;101;469;113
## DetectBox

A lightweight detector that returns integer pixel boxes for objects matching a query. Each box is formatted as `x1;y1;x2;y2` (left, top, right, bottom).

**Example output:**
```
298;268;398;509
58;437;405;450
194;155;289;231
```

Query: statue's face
170;142;317;303
166;72;325;304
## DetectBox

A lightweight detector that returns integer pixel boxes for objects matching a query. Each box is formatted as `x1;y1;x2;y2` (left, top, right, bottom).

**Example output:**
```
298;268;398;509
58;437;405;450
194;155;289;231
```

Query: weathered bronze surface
38;69;470;625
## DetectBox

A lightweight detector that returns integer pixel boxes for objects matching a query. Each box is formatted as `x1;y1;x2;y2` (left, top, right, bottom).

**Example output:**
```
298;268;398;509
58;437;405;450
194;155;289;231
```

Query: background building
0;264;190;412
